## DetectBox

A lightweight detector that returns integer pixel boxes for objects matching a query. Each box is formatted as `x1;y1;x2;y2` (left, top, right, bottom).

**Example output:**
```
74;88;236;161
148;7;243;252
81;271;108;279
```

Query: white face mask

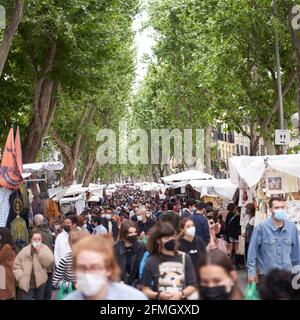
105;214;112;220
137;215;143;221
32;241;42;248
76;273;105;297
186;226;196;237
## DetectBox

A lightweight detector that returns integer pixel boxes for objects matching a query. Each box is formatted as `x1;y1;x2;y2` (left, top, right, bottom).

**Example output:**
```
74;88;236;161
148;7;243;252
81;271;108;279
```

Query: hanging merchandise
44;199;60;219
0;187;13;227
266;171;284;195
19;184;30;210
282;174;299;194
286;194;300;232
0;128;24;190
10;216;29;253
6;189;26;229
238;179;255;207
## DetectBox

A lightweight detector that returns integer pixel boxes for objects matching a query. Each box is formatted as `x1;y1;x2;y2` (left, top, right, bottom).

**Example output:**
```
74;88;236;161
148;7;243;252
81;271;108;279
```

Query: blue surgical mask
274;210;286;221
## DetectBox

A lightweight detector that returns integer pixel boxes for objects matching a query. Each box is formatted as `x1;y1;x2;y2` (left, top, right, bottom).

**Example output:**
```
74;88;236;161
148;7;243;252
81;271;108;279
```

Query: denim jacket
247;217;300;277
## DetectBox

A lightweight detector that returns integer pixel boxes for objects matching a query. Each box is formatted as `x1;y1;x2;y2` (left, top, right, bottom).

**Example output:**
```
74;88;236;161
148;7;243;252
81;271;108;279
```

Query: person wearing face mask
114;220;146;287
142;223;197;300
13;230;54;300
197;250;243;300
33;214;54;300
136;207;155;237
178;219;206;271
180;198;197;220
190;202;210;247
0;228;16;300
247;197;300;284
101;208;119;241
64;235;147;300
54;216;77;267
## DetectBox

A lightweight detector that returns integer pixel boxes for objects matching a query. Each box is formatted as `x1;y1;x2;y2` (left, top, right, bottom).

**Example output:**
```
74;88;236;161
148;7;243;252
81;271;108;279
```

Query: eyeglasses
76;264;107;274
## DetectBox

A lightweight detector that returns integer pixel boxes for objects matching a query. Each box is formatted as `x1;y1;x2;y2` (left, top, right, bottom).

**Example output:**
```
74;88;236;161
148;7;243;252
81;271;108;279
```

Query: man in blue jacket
191;202;210;246
247;197;300;283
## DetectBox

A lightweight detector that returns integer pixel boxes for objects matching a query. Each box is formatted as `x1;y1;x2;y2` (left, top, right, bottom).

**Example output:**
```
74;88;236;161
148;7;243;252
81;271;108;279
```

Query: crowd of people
0;186;300;300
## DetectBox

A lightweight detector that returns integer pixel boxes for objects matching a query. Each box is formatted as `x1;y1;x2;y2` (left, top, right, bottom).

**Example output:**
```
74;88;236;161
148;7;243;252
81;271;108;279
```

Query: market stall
162;169;215;184
229;155;300;231
189;179;238;200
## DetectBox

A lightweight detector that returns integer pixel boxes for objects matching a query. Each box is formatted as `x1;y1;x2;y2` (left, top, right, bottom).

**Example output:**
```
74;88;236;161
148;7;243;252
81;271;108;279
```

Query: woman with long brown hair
197;250;243;300
142;222;197;300
114;220;146;287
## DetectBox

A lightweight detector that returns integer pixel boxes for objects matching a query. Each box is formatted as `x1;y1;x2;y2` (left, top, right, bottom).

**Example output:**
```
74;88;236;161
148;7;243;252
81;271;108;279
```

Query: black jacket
227;214;241;240
225;211;235;242
114;240;146;287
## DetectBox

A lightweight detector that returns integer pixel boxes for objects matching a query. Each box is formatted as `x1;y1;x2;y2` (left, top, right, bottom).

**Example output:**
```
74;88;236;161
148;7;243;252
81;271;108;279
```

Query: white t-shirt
54;231;71;267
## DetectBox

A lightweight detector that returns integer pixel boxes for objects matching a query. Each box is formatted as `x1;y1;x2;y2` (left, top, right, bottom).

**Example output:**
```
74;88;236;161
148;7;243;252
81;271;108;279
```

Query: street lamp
291;112;300;153
273;0;285;154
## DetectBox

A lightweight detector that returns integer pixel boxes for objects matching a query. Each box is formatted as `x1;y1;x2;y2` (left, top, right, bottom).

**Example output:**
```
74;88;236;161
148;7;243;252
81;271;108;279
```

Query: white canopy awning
140;182;166;192
162;170;215;183
49;183;105;201
23;161;64;173
229;154;300;188
189;179;238;200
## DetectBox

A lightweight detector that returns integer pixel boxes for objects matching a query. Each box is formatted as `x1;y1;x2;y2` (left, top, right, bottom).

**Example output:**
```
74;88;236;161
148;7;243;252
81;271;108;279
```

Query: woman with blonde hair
64;235;147;300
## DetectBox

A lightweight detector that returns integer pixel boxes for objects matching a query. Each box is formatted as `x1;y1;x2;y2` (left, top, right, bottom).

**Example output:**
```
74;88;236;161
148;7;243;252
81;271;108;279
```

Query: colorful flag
0;128;24;189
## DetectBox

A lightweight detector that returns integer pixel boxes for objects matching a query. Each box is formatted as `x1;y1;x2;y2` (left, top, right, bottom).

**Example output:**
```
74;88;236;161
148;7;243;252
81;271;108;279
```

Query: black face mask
63;225;71;233
127;235;138;243
199;285;230;300
164;239;176;251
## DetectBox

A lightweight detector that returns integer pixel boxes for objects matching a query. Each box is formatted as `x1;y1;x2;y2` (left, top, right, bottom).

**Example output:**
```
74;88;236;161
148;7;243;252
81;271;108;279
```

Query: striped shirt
52;252;76;290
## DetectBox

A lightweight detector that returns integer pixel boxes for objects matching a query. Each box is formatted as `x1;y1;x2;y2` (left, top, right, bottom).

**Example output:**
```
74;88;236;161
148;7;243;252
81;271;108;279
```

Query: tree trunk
80;153;93;184
82;159;98;187
151;165;159;182
22;40;58;163
23;79;59;163
0;0;24;77
51;106;96;186
265;137;276;155
249;123;260;156
204;126;212;174
62;161;76;186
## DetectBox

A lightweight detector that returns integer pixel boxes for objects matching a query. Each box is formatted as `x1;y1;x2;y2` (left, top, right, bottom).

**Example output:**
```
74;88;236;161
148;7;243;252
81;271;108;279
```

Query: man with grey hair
136;206;155;238
33;214;54;300
33;214;54;251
